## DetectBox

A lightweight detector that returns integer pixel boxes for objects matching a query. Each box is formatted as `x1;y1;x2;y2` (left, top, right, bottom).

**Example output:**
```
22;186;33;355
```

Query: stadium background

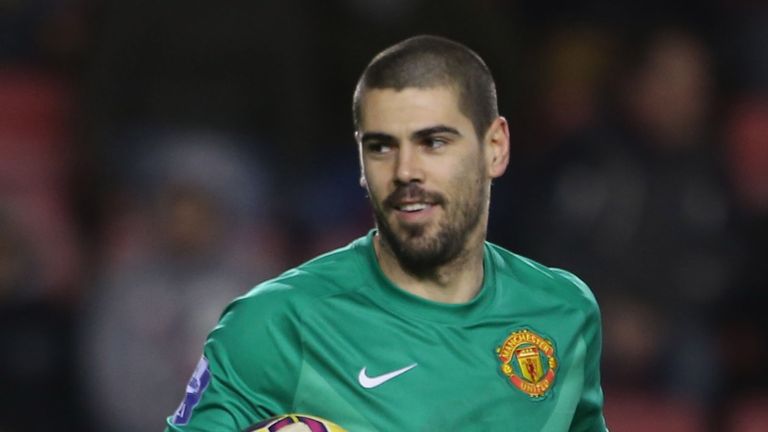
0;1;766;431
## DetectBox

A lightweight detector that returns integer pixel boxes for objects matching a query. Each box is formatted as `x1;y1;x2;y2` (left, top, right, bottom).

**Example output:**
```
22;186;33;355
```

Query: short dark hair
353;35;499;139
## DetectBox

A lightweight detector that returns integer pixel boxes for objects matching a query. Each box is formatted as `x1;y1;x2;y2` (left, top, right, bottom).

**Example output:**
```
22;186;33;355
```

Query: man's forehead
360;84;460;102
358;86;467;130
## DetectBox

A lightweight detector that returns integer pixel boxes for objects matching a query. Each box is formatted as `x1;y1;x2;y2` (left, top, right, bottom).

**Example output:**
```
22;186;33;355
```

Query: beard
370;178;486;277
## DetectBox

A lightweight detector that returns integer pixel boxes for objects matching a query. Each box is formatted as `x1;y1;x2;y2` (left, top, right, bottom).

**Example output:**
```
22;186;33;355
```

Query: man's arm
550;269;608;432
569;295;608;432
165;288;303;431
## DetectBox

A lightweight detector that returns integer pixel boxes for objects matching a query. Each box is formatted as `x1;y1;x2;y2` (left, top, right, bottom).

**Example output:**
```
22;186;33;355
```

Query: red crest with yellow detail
496;329;557;398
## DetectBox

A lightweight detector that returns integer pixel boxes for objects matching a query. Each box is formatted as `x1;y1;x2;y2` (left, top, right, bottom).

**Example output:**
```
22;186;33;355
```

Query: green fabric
165;230;607;431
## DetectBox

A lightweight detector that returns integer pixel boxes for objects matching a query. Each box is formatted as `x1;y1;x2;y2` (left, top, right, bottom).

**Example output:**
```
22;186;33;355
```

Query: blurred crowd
1;1;766;431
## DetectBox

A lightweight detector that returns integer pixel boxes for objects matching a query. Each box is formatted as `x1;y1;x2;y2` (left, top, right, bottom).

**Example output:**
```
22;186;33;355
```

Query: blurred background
1;0;766;431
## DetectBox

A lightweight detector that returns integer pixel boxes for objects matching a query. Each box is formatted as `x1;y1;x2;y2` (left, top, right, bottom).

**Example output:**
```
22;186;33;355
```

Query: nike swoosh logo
358;363;418;388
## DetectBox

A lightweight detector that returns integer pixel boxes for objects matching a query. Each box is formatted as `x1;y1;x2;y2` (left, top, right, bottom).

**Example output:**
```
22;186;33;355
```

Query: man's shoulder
486;242;600;313
235;236;369;310
208;236;371;341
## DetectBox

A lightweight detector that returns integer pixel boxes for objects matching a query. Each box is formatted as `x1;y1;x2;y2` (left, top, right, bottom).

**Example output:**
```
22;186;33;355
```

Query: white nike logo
358;363;418;389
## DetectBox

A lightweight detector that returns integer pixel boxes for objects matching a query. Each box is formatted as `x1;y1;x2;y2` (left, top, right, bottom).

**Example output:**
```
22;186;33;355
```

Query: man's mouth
384;184;444;215
396;202;431;213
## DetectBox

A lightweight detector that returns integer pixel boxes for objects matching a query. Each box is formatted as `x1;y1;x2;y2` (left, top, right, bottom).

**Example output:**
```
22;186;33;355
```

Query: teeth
400;203;428;212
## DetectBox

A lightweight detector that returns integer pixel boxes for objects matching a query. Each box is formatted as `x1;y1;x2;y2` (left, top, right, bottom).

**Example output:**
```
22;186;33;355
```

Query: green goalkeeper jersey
165;231;607;431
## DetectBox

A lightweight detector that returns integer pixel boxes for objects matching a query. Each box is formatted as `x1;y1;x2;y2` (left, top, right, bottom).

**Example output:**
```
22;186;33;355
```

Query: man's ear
485;116;510;178
355;131;368;189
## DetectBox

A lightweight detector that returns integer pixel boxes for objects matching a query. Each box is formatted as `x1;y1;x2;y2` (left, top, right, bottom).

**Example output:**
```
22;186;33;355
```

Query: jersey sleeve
555;270;608;432
165;285;303;431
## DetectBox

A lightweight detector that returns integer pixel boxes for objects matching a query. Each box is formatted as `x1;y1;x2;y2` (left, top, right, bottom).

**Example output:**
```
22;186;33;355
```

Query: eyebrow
411;125;462;141
359;125;462;144
359;132;395;144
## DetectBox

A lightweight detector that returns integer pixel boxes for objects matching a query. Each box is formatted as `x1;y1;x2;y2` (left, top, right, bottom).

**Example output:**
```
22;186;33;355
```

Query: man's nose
394;144;424;184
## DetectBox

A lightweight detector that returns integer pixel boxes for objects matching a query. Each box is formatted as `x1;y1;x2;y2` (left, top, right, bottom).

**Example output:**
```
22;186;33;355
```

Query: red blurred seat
603;390;705;432
727;395;768;432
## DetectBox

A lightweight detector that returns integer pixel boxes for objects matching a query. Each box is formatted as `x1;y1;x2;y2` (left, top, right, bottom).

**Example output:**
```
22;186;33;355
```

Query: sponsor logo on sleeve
172;356;212;425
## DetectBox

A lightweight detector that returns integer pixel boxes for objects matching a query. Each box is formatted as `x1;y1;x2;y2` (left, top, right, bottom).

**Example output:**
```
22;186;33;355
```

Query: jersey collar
354;229;497;324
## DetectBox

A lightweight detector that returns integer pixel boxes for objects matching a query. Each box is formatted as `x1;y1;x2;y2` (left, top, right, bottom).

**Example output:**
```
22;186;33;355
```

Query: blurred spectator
79;132;287;432
489;24;617;250
726;98;768;216
0;211;81;431
0;69;82;302
531;26;616;148
0;2;89;431
712;96;768;428
291;148;371;260
498;27;742;411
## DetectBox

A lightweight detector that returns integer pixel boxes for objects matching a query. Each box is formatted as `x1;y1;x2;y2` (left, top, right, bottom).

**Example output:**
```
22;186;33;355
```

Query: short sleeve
559;272;608;432
165;287;303;431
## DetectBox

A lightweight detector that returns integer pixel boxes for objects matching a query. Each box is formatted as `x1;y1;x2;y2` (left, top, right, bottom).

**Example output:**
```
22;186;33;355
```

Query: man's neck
373;232;485;304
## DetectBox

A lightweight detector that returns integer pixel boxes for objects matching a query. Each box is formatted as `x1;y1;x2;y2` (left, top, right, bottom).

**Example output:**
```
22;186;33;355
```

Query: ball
243;413;347;432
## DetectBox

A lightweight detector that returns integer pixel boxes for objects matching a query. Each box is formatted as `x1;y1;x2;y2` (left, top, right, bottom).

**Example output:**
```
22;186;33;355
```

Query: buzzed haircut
353;35;499;139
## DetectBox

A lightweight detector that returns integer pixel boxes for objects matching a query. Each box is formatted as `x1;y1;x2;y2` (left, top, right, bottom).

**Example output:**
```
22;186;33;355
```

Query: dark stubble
370;164;487;277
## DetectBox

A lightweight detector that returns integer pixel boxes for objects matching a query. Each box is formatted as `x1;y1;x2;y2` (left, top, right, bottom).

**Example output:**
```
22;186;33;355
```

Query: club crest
496;328;557;398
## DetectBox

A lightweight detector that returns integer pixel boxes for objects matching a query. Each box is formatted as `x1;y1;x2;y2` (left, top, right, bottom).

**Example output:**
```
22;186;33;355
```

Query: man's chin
392;224;435;245
389;215;434;235
390;232;443;259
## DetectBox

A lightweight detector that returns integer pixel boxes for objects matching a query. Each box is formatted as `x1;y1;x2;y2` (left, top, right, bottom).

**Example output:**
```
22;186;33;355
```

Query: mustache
383;183;445;208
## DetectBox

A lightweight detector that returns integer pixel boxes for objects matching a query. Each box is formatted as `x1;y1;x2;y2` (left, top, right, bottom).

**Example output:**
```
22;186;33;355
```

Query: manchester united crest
496;329;557;398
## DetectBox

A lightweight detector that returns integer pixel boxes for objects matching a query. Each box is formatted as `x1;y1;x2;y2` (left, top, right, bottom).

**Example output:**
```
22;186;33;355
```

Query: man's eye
367;143;392;154
424;137;447;149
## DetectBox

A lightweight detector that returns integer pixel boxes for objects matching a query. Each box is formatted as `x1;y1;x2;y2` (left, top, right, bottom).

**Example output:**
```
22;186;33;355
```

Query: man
166;35;607;431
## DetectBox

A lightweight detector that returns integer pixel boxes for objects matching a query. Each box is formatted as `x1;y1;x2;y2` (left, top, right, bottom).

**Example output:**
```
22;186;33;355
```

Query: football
243;413;347;432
